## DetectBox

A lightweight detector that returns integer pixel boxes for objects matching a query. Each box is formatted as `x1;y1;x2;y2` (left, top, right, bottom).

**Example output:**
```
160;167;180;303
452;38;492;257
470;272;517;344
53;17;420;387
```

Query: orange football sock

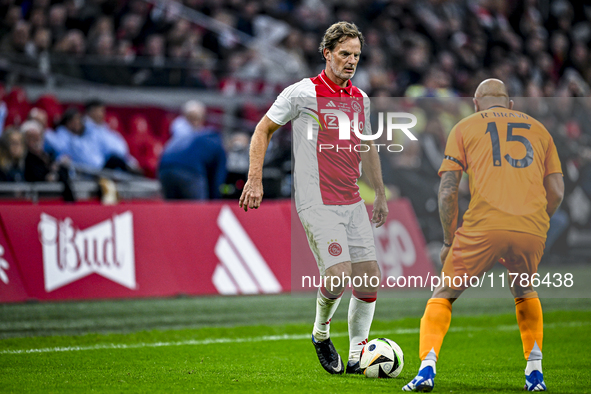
419;298;453;361
515;294;543;361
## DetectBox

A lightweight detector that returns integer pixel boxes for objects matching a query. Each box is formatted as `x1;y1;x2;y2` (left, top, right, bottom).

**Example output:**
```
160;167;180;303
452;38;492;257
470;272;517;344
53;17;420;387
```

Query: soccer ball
359;338;404;378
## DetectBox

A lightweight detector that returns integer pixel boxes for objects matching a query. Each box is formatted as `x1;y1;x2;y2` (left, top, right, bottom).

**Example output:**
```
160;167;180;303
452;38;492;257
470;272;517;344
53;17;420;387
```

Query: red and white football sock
348;289;377;362
312;287;343;342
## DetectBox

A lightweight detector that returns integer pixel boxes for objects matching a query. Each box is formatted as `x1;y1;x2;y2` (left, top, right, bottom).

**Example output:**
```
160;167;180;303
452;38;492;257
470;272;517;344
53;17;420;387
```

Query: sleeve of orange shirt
544;135;562;177
438;125;467;176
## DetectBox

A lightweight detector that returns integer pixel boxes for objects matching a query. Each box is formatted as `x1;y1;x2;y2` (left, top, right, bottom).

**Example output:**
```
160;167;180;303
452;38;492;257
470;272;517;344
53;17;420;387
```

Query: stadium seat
126;113;164;178
105;112;124;134
4;106;25;127
139;107;170;141
160;112;176;143
141;140;163;178
240;103;267;129
128;134;162;178
4;87;28;107
34;94;63;128
206;106;224;129
129;113;152;136
241;103;263;123
220;78;283;96
4;87;30;126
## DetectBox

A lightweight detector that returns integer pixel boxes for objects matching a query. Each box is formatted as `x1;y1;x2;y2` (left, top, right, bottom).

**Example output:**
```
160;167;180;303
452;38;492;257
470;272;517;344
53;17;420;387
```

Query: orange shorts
442;228;546;288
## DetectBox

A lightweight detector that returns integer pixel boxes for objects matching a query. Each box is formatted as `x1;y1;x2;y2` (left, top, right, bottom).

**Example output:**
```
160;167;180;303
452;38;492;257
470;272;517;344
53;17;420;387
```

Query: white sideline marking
1;321;587;355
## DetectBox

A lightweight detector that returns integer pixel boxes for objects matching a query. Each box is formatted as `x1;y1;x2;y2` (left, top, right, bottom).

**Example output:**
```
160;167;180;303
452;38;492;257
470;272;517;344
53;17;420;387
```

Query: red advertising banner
0;200;434;303
0;221;29;302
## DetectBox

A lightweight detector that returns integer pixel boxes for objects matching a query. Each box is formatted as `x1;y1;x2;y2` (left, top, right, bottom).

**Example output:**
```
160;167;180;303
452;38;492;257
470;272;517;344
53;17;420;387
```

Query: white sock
347;294;376;361
525;360;542;375
312;289;342;341
420;359;437;374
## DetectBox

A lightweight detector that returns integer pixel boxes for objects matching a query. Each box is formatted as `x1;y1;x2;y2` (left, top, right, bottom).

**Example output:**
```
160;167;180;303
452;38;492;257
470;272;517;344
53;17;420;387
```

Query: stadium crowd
1;0;591;256
0;0;589;96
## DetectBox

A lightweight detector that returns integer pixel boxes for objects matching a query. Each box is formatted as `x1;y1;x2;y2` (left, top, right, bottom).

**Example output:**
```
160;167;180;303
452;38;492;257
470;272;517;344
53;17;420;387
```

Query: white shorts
298;201;377;275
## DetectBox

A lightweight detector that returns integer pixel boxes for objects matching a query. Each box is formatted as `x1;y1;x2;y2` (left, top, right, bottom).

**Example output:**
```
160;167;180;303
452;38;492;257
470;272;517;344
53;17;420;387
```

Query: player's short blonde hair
318;21;364;60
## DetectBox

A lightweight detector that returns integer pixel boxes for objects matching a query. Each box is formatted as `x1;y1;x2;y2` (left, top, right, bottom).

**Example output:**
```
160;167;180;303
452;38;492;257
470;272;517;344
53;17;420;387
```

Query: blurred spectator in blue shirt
0;102;8;135
169;100;206;140
84;99;139;170
49;107;131;173
159;106;226;200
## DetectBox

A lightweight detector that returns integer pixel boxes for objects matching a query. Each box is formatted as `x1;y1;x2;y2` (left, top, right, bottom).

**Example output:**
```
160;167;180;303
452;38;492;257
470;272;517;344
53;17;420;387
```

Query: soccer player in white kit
239;21;388;375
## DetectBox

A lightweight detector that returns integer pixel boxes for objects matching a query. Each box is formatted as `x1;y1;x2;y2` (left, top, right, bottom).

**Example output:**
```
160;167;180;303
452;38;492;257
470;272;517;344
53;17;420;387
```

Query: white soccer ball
359;338;404;378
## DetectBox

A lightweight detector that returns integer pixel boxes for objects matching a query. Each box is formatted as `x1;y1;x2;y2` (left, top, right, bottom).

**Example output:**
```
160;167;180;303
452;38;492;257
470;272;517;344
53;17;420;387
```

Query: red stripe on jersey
310;70;365;206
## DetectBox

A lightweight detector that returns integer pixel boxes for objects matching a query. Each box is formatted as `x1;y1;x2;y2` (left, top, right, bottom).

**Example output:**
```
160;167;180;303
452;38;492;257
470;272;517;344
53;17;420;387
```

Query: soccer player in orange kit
403;79;564;392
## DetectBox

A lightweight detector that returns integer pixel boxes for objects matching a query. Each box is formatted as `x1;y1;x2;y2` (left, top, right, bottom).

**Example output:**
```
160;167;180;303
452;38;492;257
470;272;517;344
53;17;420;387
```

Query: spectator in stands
28;108;51;133
169;100;207;140
0;20;30;54
158;109;226;200
0;127;25;182
27;107;62;159
25;27;52;63
49;107;130;174
0;102;7;135
48;4;67;43
2;0;590;99
405;67;457;97
133;34;169;86
88;16;115;50
84;99;138;170
28;7;47;32
117;13;144;47
0;5;22;39
21;120;74;201
52;29;86;79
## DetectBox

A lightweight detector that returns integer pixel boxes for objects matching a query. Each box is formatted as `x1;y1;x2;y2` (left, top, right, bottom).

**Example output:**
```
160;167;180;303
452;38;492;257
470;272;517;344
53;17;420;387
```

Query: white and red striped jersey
266;70;372;212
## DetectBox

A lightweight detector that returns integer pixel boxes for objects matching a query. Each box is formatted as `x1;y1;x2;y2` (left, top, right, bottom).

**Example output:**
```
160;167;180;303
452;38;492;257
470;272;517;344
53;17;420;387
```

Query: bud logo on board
38;212;136;292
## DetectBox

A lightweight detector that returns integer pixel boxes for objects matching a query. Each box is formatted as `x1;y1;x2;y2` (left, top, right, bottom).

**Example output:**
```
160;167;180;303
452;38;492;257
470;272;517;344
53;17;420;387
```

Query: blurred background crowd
1;0;590;94
0;0;590;260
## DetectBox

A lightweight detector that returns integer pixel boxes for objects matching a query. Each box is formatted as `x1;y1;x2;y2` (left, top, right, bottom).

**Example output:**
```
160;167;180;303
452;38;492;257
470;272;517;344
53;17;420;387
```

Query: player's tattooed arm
438;170;462;244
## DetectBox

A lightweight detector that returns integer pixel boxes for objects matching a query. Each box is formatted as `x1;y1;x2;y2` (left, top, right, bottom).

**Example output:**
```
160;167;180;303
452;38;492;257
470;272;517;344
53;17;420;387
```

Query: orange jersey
438;106;562;238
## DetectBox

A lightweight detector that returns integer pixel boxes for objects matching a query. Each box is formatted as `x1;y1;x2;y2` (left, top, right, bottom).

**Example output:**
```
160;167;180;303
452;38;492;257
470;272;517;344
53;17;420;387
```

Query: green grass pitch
0;295;590;393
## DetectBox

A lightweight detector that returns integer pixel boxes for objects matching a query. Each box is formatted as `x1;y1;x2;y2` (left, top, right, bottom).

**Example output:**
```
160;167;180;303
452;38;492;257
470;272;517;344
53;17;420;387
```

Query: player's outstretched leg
515;295;546;391
312;287;344;374
346;289;377;374
403;298;453;392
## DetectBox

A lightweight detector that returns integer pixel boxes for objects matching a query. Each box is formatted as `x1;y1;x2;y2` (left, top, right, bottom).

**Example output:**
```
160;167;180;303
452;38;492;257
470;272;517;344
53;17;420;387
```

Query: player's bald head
473;79;511;111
